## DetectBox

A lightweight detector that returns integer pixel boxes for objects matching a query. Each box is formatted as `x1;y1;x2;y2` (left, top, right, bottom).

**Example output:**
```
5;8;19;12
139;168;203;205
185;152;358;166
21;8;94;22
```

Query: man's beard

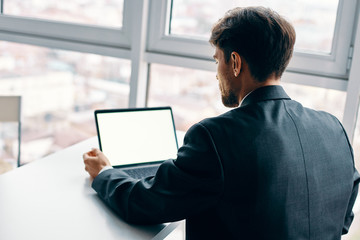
221;89;239;108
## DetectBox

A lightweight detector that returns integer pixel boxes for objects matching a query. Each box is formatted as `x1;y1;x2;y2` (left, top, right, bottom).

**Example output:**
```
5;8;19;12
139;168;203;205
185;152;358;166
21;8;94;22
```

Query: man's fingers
83;151;99;160
92;148;102;155
84;156;97;164
83;153;93;162
83;148;110;178
84;148;101;158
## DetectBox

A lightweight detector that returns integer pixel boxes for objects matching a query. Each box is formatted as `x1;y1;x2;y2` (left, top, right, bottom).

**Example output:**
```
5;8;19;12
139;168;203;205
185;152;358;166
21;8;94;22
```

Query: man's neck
239;78;281;104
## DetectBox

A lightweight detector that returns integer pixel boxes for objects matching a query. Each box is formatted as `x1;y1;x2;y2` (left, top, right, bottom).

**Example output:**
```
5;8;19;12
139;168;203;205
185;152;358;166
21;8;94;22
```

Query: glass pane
170;0;339;54
348;105;360;240
4;0;124;28
0;122;19;173
282;82;346;121
148;64;228;132
148;64;346;132
352;105;360;171
0;41;130;168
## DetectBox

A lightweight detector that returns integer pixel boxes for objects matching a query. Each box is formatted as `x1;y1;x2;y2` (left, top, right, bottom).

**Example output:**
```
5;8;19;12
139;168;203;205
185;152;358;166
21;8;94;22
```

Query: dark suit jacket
93;85;360;240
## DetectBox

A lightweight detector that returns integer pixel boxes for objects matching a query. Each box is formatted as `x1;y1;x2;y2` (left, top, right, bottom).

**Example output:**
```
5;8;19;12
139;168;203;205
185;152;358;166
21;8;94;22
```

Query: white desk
0;137;180;240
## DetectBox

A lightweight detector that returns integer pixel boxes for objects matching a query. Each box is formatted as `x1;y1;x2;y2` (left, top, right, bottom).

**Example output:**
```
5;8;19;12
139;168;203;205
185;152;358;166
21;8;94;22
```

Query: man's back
190;86;358;239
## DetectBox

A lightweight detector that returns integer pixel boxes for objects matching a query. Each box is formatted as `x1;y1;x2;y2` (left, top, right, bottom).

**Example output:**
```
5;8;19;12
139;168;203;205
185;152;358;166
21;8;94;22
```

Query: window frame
0;0;358;140
0;0;132;58
147;0;358;79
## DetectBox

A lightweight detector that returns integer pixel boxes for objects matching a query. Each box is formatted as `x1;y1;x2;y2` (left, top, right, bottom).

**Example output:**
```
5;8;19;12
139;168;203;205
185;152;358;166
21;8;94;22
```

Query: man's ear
231;52;242;77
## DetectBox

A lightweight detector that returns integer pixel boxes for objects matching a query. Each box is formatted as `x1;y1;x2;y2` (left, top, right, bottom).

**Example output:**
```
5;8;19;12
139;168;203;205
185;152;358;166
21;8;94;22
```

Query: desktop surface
0;137;178;240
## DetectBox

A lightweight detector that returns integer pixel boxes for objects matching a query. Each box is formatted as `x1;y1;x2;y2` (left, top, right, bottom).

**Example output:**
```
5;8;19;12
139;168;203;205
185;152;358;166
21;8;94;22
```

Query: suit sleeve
92;122;224;224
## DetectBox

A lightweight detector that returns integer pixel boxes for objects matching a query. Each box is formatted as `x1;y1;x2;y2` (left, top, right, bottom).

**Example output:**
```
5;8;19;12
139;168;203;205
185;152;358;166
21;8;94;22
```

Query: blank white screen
96;109;178;166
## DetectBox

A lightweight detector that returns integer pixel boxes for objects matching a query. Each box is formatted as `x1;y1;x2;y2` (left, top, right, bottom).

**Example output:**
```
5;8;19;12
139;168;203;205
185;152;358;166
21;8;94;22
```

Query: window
148;64;346;131
282;82;346;121
0;122;18;171
0;41;130;164
0;1;131;56
148;0;357;78
148;64;227;131
3;0;124;28
170;0;339;54
352;106;360;170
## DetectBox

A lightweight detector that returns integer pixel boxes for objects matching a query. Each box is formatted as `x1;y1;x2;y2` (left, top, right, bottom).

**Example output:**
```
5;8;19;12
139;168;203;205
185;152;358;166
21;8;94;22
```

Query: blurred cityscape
171;0;338;54
0;0;345;164
0;0;359;239
0;42;130;165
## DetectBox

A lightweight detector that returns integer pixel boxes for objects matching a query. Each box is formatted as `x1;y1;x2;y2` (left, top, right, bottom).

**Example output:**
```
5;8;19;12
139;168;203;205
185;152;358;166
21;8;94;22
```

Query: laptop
94;106;179;179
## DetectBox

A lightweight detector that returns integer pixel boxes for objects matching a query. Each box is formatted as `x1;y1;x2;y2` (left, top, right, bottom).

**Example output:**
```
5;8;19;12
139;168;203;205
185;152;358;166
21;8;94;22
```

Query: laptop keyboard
122;166;159;179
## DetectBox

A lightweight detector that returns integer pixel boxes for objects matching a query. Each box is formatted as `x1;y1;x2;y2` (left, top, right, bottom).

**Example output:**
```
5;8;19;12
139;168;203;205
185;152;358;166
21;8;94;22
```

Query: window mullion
128;0;149;108
342;14;360;142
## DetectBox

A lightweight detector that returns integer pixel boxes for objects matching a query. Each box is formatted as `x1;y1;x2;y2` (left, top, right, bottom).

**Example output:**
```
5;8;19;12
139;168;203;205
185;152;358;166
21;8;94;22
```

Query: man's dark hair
209;7;296;82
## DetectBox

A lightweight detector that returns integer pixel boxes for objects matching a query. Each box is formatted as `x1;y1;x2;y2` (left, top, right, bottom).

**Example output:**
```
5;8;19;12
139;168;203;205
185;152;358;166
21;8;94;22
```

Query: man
83;7;359;239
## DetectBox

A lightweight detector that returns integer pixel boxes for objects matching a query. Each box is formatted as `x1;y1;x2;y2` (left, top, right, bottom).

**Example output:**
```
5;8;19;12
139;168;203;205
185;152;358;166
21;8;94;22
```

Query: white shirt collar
239;90;254;107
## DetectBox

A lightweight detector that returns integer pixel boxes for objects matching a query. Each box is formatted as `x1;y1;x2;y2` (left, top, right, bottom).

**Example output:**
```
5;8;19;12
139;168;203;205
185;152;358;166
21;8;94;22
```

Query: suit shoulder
199;109;241;125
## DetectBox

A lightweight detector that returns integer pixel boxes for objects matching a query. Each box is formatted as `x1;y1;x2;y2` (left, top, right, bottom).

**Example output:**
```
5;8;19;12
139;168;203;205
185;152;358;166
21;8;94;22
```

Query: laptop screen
95;107;178;167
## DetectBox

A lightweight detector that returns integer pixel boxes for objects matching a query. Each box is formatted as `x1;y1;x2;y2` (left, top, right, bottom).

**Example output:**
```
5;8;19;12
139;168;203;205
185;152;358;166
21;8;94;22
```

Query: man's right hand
83;148;111;179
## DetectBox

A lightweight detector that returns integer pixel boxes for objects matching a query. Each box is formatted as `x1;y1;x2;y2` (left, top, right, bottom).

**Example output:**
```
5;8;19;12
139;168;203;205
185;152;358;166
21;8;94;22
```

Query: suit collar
240;85;290;107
